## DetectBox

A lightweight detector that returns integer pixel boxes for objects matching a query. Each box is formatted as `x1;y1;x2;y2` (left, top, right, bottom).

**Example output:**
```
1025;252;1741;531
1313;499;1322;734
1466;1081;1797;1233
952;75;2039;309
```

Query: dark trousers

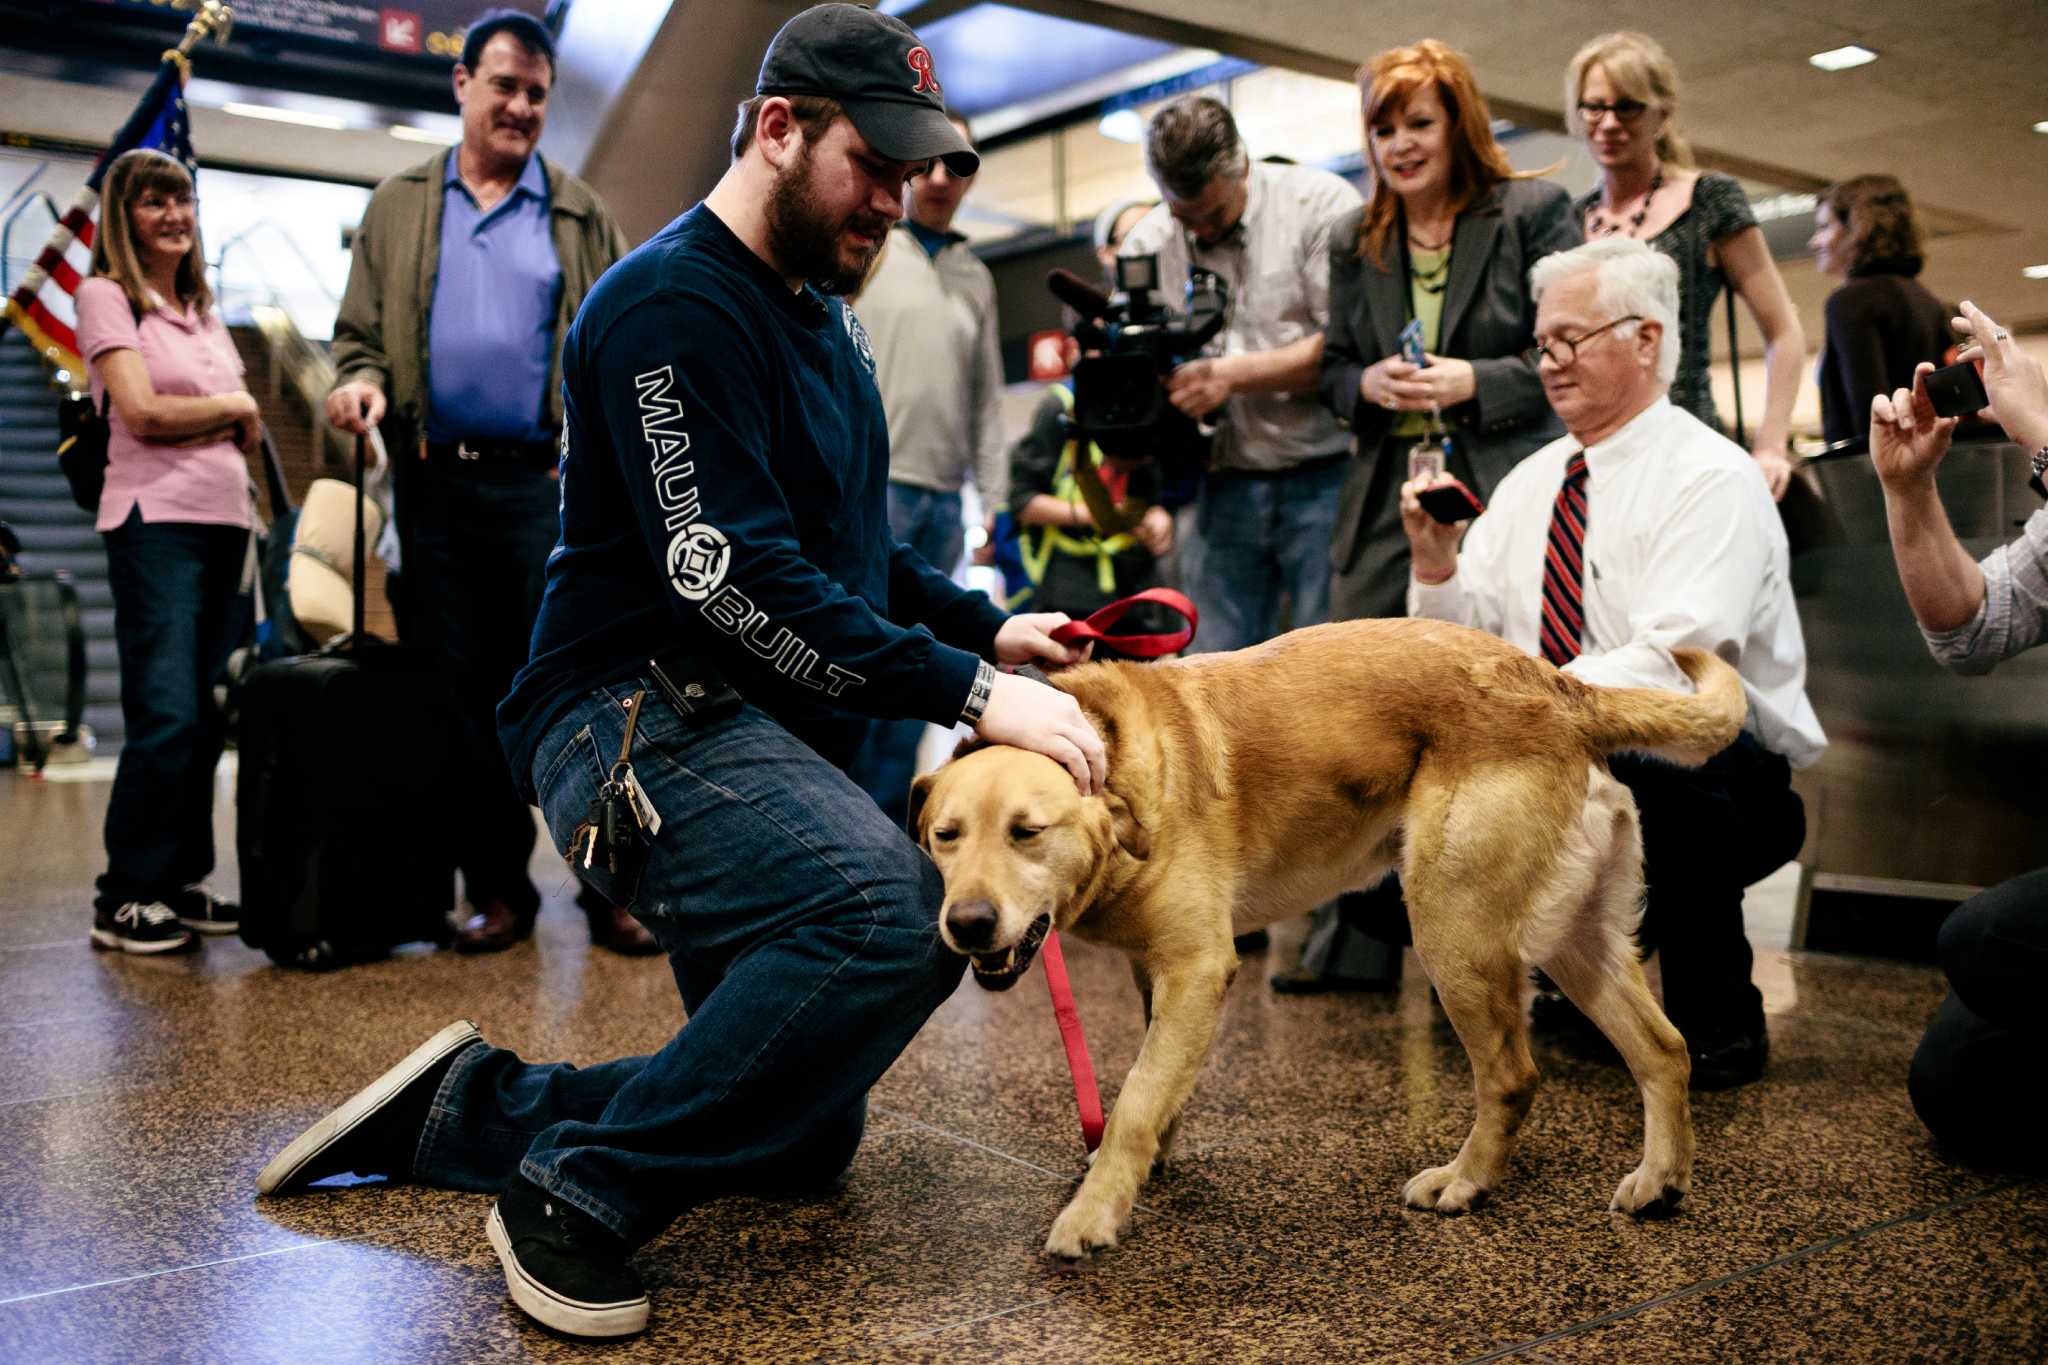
1341;732;1802;1039
1909;869;2048;1168
418;682;965;1245
97;511;249;911
395;454;558;916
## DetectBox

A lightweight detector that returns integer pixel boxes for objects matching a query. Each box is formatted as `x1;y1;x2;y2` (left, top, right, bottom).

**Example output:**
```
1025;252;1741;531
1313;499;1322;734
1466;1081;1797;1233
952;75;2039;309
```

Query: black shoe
1232;929;1270;954
171;885;240;936
90;901;199;955
1268;966;1399;995
488;1176;649;1338
257;1021;481;1194
1687;1018;1769;1091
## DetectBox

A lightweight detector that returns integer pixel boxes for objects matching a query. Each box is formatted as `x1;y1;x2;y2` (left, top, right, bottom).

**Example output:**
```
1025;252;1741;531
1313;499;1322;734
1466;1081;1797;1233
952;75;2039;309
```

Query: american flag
2;55;198;383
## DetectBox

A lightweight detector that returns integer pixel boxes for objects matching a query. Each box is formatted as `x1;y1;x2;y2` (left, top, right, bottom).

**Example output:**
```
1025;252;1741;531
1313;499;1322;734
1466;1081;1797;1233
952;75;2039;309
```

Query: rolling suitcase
236;434;456;968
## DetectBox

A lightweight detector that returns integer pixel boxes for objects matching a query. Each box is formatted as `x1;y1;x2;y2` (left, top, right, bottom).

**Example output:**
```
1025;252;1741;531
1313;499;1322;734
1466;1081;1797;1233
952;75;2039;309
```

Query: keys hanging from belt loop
610;689;646;789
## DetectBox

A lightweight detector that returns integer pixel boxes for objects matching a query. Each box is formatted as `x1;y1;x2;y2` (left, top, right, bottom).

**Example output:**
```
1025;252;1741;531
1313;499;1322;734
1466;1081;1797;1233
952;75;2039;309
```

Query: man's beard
765;143;889;296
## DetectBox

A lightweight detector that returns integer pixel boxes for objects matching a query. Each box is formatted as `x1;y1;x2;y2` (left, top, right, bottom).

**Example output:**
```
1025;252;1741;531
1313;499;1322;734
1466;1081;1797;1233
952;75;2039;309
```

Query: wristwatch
2029;445;2048;501
960;659;996;727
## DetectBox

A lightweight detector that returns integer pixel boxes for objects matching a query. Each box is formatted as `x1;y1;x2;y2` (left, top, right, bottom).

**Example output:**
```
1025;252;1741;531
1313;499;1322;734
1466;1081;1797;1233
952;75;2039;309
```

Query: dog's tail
1570;647;1748;767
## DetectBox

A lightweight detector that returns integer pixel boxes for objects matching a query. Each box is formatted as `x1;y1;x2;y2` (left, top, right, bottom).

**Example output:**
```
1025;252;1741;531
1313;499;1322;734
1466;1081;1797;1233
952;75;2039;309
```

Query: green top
1393;245;1449;438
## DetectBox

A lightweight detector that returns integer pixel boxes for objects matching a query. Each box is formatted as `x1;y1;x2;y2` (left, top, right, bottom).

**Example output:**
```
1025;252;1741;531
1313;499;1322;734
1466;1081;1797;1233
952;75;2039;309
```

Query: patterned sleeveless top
1574;172;1757;436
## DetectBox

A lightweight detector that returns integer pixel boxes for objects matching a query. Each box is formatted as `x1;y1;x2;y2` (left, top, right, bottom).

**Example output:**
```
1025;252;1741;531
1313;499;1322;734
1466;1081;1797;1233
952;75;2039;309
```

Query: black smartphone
1417;478;1485;524
1923;360;1989;420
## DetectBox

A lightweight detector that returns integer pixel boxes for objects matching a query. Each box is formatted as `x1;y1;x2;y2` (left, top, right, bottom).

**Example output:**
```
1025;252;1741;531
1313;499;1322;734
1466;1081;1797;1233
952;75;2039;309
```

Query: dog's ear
1104;790;1151;861
906;771;939;847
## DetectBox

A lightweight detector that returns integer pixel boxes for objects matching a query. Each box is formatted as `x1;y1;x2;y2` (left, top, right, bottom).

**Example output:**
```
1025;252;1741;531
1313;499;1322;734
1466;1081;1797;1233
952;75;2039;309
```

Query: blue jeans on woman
848;481;965;825
417;680;966;1246
96;510;249;912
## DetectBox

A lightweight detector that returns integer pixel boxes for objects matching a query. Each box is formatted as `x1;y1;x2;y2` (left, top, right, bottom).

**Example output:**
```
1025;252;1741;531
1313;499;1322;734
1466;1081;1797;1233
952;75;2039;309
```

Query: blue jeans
415;680;966;1246
847;482;964;825
1181;456;1346;654
97;510;249;911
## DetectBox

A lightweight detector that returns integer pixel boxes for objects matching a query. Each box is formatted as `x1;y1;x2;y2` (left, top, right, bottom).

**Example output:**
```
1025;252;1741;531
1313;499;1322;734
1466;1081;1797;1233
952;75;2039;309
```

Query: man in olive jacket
325;10;640;955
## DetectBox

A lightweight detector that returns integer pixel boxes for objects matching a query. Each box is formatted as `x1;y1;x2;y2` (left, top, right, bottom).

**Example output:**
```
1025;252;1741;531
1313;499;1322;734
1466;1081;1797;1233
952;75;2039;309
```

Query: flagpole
0;1;232;369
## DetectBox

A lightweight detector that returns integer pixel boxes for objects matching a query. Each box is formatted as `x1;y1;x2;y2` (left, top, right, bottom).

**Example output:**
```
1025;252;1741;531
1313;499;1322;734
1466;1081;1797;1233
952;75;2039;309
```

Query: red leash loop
1037;928;1104;1153
1048;587;1198;659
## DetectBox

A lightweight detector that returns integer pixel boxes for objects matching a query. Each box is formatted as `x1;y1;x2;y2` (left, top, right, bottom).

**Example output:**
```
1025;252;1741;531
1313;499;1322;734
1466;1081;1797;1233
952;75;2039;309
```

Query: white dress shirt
1410;396;1827;768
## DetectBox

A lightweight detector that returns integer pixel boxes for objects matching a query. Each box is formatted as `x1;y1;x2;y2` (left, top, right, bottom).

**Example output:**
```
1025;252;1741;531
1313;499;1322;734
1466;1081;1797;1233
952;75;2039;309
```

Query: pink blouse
74;276;252;533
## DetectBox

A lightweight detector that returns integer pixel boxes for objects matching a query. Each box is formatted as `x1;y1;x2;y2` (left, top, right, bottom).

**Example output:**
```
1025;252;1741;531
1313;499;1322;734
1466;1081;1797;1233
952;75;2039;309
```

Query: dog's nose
946;900;999;951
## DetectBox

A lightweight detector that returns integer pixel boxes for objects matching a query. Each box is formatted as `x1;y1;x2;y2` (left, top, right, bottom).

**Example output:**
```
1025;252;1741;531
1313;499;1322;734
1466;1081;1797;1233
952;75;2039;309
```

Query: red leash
1048;587;1197;659
1034;588;1197;1154
1037;928;1104;1153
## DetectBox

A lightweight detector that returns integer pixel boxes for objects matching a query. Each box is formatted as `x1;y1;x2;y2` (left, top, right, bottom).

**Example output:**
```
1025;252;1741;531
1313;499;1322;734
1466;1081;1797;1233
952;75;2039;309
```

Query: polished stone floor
2;760;2041;1363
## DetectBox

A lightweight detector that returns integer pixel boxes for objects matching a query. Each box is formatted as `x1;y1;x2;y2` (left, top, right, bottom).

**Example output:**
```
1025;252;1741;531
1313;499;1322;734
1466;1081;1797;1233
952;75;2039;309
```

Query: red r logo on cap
906;46;940;95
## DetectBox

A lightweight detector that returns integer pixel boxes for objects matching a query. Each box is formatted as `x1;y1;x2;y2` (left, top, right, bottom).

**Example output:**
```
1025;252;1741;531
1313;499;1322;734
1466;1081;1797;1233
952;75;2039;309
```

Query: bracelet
2029;446;2048;500
960;658;996;727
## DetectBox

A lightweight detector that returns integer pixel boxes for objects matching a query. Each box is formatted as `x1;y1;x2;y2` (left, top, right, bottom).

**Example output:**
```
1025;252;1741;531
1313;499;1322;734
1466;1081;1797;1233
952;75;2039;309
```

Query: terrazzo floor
2;759;2040;1362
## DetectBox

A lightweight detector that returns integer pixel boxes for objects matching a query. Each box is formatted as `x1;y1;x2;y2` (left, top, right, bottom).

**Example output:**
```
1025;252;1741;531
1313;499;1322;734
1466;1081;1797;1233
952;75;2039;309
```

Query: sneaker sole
177;918;241;936
89;927;199;955
256;1020;481;1196
487;1204;649;1338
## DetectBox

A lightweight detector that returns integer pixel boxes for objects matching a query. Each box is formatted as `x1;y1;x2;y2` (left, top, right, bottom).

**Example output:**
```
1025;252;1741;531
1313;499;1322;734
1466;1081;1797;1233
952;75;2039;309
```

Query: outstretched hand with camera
1870;364;1957;495
1954;300;2048;453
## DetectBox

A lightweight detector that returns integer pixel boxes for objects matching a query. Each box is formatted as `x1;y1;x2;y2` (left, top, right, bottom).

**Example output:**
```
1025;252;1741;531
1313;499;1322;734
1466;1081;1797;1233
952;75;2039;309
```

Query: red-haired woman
1318;39;1580;624
1287;41;1579;994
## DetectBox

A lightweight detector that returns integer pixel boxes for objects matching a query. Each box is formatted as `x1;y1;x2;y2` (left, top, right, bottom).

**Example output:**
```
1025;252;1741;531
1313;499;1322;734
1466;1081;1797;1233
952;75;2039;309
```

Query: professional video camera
1045;254;1229;473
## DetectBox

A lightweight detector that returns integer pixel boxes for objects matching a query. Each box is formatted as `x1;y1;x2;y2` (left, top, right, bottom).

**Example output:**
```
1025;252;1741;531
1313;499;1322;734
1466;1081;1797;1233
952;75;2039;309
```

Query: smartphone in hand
1416;478;1485;524
1398;318;1428;369
1923;360;1989;420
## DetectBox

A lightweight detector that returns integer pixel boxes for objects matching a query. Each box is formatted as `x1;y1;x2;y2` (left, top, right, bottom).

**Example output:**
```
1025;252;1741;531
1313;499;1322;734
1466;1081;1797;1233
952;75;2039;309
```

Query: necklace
1589;168;1663;239
1410;248;1451;296
1407;228;1452;252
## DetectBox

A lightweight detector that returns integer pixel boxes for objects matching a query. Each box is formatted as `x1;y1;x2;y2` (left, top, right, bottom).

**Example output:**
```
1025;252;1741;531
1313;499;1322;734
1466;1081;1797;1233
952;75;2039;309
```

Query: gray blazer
1319;179;1581;568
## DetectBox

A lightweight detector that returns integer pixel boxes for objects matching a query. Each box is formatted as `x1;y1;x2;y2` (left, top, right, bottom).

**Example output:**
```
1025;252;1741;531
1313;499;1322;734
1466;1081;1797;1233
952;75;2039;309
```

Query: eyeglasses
1523;315;1643;369
1576;98;1650;125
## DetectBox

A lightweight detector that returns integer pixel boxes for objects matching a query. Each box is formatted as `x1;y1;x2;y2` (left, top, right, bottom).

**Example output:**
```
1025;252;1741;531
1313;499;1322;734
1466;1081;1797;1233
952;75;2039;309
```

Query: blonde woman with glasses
1567;31;1805;500
74;148;259;955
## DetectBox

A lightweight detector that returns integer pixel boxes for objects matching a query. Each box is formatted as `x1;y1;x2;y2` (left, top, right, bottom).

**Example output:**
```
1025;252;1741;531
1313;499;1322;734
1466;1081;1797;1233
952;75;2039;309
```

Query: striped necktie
1539;451;1590;667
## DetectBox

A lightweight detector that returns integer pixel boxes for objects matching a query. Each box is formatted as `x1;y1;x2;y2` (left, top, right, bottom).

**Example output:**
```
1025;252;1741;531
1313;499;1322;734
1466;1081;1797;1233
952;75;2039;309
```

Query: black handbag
55;388;111;515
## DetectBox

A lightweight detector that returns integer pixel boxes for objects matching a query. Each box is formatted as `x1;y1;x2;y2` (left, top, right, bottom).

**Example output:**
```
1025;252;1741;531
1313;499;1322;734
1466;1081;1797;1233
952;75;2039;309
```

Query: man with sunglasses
1388;238;1825;1089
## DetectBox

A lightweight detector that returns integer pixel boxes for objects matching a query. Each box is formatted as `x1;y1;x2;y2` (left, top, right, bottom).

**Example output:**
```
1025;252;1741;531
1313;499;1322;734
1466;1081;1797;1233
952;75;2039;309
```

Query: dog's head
909;746;1150;991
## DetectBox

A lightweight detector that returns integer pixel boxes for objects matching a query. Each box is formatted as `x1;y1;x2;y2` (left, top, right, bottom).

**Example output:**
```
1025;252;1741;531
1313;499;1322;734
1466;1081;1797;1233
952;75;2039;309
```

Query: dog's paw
1402;1164;1489;1215
1610;1165;1688;1220
1044;1197;1123;1261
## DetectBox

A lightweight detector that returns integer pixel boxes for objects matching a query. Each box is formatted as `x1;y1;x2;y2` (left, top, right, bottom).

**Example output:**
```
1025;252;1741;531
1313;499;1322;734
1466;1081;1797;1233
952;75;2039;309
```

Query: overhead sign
95;0;548;61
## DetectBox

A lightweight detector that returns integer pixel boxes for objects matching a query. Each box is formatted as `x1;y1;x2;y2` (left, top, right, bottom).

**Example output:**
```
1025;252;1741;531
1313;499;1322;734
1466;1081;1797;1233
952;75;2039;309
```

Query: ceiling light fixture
1808;45;1878;72
222;102;347;130
1097;108;1144;144
2024;264;2048;280
2034;120;2048;135
390;124;457;144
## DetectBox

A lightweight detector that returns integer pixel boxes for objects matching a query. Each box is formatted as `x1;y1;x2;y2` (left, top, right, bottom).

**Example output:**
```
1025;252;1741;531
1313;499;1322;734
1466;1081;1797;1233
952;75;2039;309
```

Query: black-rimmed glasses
1577;98;1650;124
1523;315;1643;369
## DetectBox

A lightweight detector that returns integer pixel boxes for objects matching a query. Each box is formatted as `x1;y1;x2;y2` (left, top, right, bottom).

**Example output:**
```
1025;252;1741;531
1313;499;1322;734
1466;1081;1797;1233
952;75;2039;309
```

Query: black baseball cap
756;4;978;176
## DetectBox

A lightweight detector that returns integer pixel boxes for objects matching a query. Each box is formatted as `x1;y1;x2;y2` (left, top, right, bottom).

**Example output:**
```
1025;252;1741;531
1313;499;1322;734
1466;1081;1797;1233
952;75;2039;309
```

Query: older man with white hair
1356;238;1825;1088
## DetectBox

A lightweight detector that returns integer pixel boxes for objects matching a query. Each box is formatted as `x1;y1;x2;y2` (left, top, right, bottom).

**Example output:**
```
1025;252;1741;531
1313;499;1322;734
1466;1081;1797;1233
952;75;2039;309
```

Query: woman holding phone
1287;40;1577;994
74;148;259;954
1567;31;1805;499
1318;39;1579;625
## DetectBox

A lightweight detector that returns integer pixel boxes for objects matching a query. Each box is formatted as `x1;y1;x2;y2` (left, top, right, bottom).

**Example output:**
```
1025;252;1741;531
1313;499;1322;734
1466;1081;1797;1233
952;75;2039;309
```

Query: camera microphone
1046;267;1111;321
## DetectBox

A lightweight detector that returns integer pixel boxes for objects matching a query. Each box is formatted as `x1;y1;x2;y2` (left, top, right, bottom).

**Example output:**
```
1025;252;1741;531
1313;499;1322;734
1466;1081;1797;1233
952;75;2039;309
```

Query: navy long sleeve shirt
499;205;1006;788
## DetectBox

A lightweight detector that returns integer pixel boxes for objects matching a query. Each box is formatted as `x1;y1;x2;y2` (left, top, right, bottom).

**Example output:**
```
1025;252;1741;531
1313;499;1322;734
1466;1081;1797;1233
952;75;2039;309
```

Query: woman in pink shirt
76;148;259;955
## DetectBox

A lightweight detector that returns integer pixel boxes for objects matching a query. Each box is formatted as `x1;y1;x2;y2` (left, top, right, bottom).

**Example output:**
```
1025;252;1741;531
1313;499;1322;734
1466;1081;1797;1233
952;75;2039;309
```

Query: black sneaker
257;1021;481;1194
172;886;240;936
1688;1018;1769;1091
90;901;199;955
488;1176;649;1338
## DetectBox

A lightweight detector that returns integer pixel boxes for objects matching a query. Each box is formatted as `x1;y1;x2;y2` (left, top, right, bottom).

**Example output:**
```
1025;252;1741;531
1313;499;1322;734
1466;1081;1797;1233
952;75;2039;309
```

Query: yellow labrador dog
909;617;1747;1260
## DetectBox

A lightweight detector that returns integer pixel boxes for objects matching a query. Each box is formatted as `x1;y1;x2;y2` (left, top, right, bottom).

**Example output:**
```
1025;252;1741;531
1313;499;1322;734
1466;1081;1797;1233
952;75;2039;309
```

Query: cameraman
1871;300;2048;1169
1120;97;1362;655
